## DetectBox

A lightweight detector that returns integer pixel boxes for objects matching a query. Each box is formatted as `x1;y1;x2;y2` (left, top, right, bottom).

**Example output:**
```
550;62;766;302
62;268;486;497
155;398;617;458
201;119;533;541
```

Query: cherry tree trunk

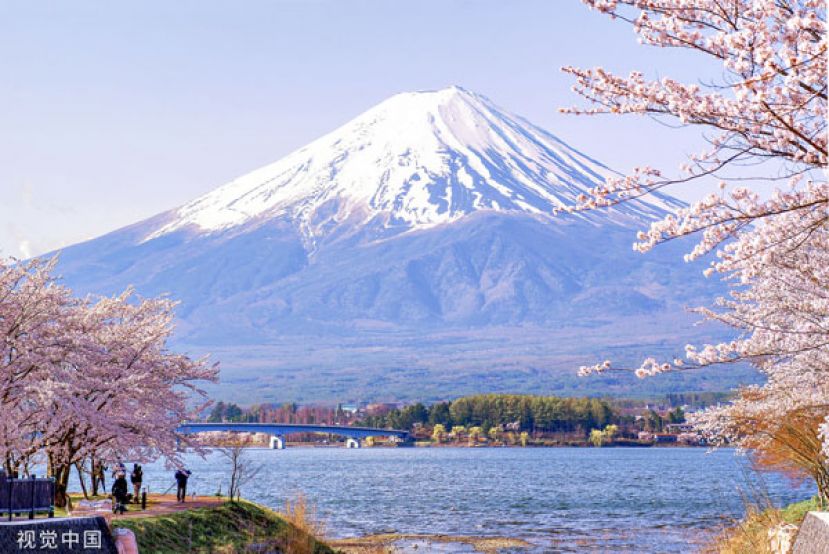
52;464;72;508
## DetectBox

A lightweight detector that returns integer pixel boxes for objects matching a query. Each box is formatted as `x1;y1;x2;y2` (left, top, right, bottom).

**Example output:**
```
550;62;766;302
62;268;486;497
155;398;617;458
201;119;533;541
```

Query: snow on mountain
51;87;740;403
145;86;681;243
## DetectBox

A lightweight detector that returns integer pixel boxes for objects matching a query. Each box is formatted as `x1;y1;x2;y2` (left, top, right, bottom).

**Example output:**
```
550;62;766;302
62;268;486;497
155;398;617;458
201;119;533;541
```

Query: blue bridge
176;422;409;449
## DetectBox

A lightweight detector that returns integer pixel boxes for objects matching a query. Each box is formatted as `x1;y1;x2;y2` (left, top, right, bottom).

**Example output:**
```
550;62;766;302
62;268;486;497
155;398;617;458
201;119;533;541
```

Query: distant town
199;392;729;448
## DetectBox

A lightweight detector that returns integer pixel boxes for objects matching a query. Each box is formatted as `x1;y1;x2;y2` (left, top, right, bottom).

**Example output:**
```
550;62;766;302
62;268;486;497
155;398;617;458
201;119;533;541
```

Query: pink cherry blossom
0;257;218;505
567;0;828;484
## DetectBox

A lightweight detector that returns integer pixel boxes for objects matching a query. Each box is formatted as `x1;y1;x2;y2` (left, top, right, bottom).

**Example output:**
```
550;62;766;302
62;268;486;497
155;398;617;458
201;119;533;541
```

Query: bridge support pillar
269;435;285;450
345;437;361;449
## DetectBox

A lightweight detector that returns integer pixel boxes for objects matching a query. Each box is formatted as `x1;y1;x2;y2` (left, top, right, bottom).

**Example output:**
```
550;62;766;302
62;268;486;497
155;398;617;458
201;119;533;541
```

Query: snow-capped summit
147;86;680;242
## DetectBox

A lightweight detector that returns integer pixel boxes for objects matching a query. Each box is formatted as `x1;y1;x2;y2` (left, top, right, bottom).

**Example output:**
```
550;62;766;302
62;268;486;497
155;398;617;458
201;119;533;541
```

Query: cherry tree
39;291;217;506
566;0;827;369
0;258;75;475
560;0;826;261
0;258;218;506
563;0;828;485
685;210;829;502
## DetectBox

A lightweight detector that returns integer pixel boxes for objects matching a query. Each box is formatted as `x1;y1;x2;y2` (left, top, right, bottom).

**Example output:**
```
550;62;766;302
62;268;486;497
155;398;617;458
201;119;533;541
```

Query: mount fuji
53;87;750;403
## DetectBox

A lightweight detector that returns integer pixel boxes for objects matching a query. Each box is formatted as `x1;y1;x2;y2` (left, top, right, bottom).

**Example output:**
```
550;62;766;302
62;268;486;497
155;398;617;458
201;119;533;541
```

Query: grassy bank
112;499;335;554
708;497;821;553
779;497;821;524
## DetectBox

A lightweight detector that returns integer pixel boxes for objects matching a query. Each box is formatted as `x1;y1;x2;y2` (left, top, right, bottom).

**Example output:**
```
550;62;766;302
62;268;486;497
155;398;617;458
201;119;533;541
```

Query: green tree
432;424;446;443
488;427;502;443
224;403;244;422
428;402;452;427
668;407;686;424
603;424;618;442
590;424;618;447
468;426;483;444
208;401;226;423
643;409;664;433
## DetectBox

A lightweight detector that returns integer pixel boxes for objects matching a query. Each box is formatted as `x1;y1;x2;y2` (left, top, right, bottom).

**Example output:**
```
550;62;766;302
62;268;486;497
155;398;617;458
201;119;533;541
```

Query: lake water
78;447;814;553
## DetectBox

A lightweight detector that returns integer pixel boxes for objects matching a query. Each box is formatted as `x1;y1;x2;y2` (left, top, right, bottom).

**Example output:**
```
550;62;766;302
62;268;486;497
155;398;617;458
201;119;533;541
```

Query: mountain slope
53;87;749;402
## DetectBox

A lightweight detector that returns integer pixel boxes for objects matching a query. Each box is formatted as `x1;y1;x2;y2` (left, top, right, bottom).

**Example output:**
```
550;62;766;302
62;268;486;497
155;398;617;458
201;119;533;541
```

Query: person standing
130;464;143;503
112;461;126;479
111;472;129;514
93;461;107;496
174;469;192;502
91;461;100;496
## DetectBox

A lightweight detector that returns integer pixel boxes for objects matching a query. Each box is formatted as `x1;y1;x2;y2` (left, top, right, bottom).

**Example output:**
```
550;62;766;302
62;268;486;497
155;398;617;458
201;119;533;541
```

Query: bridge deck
177;422;408;439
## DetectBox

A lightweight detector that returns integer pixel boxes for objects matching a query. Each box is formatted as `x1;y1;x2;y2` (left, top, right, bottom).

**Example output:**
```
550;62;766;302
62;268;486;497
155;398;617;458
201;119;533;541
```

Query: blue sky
0;0;719;258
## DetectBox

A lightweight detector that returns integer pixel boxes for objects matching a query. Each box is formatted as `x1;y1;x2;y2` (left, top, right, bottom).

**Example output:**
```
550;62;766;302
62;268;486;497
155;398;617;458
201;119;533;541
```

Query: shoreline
196;440;709;449
329;533;533;553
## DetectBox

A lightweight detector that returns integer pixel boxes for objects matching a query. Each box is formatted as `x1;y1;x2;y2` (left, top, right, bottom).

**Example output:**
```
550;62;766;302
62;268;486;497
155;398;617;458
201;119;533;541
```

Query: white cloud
0;183;79;259
18;240;32;259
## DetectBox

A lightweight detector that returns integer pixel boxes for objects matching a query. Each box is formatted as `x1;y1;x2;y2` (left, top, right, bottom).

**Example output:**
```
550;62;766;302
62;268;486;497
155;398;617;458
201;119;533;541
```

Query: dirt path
69;494;224;522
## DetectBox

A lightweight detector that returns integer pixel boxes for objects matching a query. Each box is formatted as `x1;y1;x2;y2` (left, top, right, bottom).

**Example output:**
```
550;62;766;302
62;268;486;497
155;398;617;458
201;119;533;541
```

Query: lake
76;447;813;553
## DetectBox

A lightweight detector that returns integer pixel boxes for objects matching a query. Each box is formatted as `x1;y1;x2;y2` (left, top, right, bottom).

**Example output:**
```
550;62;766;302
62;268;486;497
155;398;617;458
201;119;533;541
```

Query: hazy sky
0;1;720;259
